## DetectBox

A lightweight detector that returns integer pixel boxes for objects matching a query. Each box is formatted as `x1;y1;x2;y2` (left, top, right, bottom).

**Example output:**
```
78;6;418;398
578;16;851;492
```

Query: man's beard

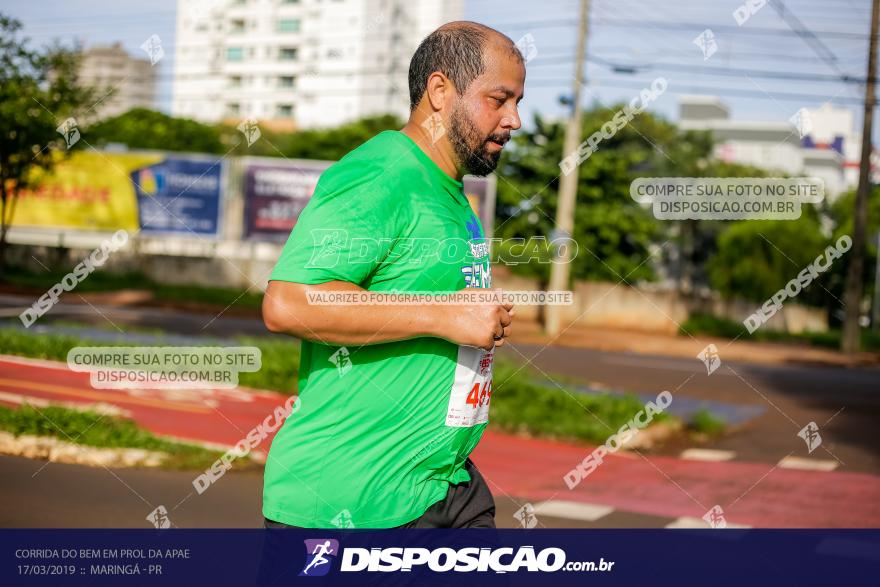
448;104;508;177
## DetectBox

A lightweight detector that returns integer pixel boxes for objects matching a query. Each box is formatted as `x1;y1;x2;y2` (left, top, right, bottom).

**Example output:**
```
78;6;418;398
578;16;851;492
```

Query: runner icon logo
300;539;339;577
798;421;822;453
331;510;356;529
329;347;353;377
702;505;727;529
697;344;721;375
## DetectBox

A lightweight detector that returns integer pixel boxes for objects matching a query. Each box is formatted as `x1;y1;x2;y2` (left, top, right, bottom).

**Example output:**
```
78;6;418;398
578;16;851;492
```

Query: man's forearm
263;281;448;345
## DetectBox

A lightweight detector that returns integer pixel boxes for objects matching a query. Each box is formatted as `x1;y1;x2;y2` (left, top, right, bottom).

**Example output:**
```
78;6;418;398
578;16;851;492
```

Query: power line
539;16;877;40
136;55;872;86
767;0;861;95
583;54;869;84
525;76;879;106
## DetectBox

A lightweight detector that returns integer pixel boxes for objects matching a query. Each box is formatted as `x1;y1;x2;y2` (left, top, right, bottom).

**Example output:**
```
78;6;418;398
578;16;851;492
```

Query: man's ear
425;71;451;111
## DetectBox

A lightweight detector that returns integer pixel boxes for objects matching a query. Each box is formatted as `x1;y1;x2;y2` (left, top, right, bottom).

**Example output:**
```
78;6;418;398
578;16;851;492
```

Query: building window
227;103;241;116
227;47;244;61
277;104;294;118
277;19;300;32
327;48;342;59
230;19;245;33
281;0;299;4
279;47;298;60
229;76;242;87
279;75;296;88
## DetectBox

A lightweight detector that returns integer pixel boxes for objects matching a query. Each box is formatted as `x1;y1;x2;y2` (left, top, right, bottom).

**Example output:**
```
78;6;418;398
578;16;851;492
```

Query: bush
688;408;725;436
0;266;264;311
680;313;880;352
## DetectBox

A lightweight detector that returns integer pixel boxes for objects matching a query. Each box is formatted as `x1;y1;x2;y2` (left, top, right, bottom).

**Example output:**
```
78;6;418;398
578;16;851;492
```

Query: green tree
666;159;768;293
0;14;96;265
273;114;403;160
708;188;878;326
494;105;706;286
219;114;404;160
707;211;832;306
86;108;225;154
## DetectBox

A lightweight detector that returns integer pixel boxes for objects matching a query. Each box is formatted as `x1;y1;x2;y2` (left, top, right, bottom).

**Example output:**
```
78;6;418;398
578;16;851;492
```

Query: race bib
445;345;494;427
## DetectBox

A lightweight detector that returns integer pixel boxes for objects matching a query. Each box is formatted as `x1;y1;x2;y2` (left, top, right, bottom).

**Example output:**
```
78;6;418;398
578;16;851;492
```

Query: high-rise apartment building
78;42;157;120
172;0;463;129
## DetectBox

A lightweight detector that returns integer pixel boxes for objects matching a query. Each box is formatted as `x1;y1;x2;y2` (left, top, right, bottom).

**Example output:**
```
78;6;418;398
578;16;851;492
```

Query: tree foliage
494;105;713;284
0;14;97;264
707;213;832;305
86;108;224;154
224;114;404;161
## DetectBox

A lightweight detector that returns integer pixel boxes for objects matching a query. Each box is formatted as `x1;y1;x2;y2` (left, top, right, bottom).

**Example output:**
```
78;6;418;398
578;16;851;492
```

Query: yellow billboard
12;151;162;230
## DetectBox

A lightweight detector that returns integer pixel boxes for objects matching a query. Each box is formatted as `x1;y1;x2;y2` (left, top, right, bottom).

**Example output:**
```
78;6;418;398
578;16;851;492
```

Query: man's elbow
262;302;282;333
262;295;297;334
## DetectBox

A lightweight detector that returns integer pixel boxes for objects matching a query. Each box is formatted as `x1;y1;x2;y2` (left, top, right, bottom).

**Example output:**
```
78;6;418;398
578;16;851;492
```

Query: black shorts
263;458;496;529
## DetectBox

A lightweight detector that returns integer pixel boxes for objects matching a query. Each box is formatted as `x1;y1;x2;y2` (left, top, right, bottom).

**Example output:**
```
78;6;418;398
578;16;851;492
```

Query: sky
3;0;875;140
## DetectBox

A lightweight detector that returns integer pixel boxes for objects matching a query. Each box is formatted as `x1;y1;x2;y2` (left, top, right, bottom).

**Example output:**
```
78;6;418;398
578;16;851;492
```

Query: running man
261;21;525;529
301;541;334;575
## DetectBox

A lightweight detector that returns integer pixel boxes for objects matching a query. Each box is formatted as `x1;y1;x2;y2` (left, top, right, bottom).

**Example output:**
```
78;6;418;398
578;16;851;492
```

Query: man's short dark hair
408;22;521;111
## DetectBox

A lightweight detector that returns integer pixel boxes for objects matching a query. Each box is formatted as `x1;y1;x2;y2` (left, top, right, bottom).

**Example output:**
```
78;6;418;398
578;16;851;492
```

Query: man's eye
491;96;505;105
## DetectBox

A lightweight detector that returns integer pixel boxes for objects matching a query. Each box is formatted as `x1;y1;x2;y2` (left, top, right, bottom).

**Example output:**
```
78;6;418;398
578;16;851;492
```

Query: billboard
11;151;224;237
242;158;331;242
132;154;223;236
13;151;493;241
242;158;497;242
12;151;157;231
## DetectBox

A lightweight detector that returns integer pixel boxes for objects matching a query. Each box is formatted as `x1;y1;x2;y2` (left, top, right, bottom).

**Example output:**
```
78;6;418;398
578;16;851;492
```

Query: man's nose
501;107;522;131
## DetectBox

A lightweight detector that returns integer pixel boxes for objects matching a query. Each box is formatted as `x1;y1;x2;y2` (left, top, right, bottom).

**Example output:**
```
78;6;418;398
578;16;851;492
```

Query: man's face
447;40;525;176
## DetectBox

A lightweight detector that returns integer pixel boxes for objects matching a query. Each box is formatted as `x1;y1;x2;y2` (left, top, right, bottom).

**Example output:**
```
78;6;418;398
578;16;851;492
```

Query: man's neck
400;121;463;181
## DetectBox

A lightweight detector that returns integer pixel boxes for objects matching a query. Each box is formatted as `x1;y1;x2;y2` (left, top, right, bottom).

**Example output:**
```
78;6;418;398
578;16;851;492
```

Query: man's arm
262;280;513;350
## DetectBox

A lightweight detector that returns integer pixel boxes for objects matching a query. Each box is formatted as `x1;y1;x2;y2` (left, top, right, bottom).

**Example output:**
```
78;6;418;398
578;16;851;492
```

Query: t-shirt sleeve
269;165;402;286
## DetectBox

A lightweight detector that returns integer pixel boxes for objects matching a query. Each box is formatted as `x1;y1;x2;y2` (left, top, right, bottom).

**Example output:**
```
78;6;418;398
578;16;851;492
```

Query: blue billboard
131;155;223;236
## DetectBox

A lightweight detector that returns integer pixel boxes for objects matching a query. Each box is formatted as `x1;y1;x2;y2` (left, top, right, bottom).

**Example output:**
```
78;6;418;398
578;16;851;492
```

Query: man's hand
436;288;514;350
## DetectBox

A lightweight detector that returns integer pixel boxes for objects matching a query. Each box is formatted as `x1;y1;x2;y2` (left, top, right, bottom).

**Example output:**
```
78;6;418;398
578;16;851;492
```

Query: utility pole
546;0;590;336
873;232;880;331
841;0;879;353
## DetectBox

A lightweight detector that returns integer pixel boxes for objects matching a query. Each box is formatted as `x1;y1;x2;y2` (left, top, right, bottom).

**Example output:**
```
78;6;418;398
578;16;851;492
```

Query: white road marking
666;517;750;529
777;456;839;471
680;448;736;461
532;500;614;521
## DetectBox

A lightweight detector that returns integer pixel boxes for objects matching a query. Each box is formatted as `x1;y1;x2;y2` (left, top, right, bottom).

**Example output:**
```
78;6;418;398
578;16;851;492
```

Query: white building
172;0;463;129
678;95;877;199
78;42;157;120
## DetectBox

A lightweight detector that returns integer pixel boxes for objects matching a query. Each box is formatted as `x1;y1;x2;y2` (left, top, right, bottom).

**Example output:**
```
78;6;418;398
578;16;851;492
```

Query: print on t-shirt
446;214;494;428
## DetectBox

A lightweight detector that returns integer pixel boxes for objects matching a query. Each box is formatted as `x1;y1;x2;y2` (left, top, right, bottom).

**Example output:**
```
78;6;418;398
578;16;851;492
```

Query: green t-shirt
263;129;495;528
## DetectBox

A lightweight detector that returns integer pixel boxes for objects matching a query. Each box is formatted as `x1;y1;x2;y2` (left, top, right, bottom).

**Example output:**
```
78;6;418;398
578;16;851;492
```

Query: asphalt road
0;455;675;529
508;342;880;473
